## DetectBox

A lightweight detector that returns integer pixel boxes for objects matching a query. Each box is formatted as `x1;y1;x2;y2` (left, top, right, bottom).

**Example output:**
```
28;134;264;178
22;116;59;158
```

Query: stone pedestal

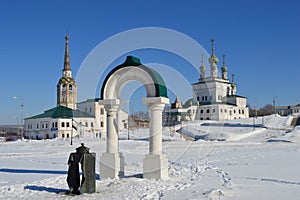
143;154;168;179
100;153;124;179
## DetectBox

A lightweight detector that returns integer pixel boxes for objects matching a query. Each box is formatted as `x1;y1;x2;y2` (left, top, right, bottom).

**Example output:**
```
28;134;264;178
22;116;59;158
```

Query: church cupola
221;54;228;80
199;53;206;80
231;74;236;95
171;96;182;109
57;33;77;109
208;39;219;78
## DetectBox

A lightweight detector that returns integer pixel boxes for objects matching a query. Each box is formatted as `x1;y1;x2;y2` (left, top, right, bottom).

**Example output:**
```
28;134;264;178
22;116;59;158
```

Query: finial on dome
211;38;215;55
65;31;69;41
222;54;226;66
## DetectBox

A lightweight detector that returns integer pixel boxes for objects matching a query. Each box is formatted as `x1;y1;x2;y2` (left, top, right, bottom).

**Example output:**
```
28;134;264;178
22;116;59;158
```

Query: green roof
25;106;93;120
101;56;168;99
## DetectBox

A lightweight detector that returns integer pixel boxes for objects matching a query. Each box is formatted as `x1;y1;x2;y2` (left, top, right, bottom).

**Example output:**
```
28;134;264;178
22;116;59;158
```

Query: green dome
209;54;219;65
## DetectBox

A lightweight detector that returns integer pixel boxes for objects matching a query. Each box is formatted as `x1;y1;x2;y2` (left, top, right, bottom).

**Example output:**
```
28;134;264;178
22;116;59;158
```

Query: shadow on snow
24;185;69;194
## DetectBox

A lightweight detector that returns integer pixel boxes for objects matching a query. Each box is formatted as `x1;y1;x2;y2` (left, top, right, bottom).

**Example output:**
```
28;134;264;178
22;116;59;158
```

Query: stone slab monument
67;143;96;194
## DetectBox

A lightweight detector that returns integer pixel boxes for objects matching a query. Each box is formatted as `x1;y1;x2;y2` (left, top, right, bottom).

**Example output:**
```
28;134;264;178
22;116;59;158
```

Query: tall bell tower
57;33;77;109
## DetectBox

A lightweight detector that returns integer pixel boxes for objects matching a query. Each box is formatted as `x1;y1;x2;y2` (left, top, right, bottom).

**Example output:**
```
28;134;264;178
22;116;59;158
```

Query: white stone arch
99;56;169;179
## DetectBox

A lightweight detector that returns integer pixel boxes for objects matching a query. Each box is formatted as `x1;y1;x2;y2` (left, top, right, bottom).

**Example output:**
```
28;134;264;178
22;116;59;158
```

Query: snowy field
1;114;300;199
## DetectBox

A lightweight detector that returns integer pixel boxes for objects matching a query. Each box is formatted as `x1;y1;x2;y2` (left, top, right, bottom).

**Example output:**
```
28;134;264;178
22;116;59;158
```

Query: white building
24;34;127;140
24;106;97;139
165;39;249;123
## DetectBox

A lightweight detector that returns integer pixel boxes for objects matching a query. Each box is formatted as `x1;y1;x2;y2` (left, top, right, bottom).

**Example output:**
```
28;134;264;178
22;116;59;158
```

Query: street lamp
12;96;24;136
273;96;278;115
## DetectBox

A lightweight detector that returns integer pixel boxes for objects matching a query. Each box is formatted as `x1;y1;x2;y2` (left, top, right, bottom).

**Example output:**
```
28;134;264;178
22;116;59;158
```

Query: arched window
206;109;210;113
69;84;72;91
62;84;66;91
200;109;204;113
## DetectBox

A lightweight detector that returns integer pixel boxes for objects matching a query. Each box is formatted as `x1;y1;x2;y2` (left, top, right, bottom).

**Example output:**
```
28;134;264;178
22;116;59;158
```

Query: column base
100;153;124;179
143;154;168;179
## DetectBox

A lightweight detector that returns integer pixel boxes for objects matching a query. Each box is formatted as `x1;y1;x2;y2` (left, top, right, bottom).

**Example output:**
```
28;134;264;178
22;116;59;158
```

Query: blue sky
0;0;299;125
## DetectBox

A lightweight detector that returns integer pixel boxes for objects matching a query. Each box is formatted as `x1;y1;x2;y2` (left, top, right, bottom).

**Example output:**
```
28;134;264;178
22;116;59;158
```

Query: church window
200;109;203;113
202;96;204;101
91;122;94;127
239;109;241;114
234;110;236;114
45;123;48;128
206;117;210;120
53;134;56;138
66;122;70;127
200;117;204;120
62;133;65;138
101;121;104;127
242;109;244;114
55;122;58;127
42;124;44;129
206;109;210;113
85;122;88;127
197;96;200;101
69;84;72;91
220;109;223;112
205;96;208;101
67;134;69;138
62;122;65;127
101;108;104;115
37;124;39;129
52;122;54;128
62;84;66;91
213;109;215;113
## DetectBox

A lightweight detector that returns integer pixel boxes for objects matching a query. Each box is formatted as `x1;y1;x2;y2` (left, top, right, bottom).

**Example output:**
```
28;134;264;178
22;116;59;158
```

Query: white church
165;39;249;124
24;34;128;140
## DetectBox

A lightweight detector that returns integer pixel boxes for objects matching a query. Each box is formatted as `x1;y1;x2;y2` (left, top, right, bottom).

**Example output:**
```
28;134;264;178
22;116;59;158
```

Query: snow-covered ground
1;115;300;199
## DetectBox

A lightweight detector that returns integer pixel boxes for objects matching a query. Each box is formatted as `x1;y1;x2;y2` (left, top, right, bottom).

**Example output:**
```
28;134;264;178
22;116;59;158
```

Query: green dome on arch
100;56;168;99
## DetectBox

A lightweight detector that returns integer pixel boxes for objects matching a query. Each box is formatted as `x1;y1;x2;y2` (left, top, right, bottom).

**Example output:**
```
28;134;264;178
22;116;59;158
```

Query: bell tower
57;33;77;109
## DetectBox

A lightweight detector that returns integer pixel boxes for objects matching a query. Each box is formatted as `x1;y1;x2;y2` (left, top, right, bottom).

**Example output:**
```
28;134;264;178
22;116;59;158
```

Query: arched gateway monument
99;56;169;179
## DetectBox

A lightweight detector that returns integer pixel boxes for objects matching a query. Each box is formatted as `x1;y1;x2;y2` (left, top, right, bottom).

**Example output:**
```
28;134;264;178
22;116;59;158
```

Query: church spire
62;32;72;78
64;32;70;71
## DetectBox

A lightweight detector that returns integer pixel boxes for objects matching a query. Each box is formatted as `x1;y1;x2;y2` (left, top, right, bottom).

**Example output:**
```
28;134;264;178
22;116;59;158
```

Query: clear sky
0;0;299;125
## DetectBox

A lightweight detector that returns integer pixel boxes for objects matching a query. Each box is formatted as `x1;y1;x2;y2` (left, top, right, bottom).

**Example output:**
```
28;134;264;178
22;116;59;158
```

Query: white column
142;97;169;179
105;105;118;153
99;99;124;179
148;103;165;154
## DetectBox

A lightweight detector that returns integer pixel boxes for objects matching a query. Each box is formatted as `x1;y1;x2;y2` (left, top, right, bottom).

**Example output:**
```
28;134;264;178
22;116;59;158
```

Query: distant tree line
248;104;274;117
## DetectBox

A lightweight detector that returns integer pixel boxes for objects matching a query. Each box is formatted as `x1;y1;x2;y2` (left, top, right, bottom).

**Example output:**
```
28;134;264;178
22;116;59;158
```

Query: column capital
142;97;169;105
99;99;121;110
